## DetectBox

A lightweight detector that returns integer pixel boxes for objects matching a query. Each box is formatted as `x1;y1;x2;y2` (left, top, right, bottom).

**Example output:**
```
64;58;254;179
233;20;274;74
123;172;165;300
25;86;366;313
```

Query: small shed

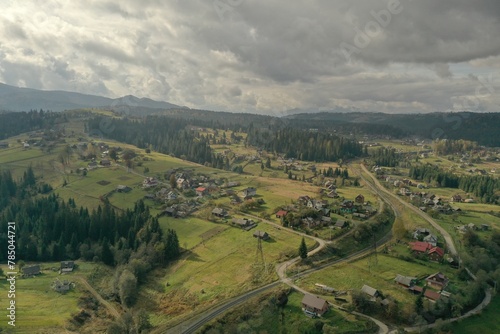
361;285;379;300
116;185;132;193
253;230;270;240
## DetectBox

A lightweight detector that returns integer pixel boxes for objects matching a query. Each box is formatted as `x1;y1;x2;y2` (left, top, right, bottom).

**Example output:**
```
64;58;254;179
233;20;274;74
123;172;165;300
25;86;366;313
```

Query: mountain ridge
0;82;185;112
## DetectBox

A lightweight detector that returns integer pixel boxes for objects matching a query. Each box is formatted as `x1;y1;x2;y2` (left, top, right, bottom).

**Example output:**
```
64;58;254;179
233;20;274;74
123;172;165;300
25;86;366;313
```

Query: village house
22;265;41;278
301;294;329;317
195;187;208;197
176;177;190;189
451;194;463;203
409;241;433;255
0;142;9;149
240;187;257;199
426;272;449;290
428;246;445;262
361;285;379;301
211;207;228;218
166;191;177;200
355;194;365;203
394;275;417;289
87;161;98;169
60;261;75;273
423;234;438;247
53;279;74;294
163;207;177;217
333;219;347;229
424;289;441;302
321;216;332;225
413;227;430;240
100;159;111;167
116;185;132;193
340;200;354;213
231;218;256;230
253;230;270;240
275;210;288;219
143;177;159;188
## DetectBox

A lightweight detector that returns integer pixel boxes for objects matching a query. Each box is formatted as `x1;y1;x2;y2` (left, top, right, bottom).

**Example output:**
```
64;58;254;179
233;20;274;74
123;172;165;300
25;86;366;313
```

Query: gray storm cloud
0;0;499;114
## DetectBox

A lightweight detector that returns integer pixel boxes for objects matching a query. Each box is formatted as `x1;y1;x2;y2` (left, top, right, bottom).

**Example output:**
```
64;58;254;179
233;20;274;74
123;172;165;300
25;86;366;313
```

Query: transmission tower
255;235;267;273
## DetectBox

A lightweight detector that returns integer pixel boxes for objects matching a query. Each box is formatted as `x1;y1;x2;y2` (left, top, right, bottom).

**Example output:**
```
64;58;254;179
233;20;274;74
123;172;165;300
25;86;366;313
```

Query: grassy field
297;254;459;312
142;222;317;326
450;295;500;334
0;262;97;333
200;287;376;334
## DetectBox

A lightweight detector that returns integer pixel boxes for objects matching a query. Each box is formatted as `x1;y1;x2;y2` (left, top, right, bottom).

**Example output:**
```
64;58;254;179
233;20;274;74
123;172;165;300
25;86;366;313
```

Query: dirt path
75;276;121;319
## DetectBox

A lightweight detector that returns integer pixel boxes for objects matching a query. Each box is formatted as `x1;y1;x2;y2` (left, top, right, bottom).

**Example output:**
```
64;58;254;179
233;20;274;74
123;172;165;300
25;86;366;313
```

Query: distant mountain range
0;83;185;112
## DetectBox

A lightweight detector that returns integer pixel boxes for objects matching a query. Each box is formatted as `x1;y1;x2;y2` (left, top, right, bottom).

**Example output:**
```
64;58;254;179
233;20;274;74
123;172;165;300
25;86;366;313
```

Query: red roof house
424;289;441;302
195;187;207;196
276;210;288;218
409;241;432;254
428;246;444;262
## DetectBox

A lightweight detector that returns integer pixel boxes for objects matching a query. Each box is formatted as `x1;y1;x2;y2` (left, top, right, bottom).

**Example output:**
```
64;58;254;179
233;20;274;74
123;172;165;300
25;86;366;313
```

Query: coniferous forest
0;168;180;265
246;127;363;162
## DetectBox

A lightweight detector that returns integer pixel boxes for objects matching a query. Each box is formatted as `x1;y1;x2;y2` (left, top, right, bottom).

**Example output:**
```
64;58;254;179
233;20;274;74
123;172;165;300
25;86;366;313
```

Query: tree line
87;116;213;165
409;164;499;204
246;126;363;162
0;110;61;140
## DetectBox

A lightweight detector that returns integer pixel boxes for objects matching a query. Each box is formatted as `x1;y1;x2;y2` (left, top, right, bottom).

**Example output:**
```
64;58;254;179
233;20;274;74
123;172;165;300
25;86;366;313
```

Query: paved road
166;169;396;334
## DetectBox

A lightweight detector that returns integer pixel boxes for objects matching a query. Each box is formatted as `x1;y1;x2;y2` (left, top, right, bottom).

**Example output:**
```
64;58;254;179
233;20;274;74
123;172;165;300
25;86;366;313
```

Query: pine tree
299;237;308;259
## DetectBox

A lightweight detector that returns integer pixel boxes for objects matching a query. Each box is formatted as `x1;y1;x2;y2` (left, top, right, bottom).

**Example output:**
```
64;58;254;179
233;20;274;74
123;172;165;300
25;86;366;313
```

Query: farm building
426;272;449;290
116;185;132;193
22;265;41;278
394;275;417;288
361;285;379;300
253;231;270;240
211;207;228;218
60;261;75;273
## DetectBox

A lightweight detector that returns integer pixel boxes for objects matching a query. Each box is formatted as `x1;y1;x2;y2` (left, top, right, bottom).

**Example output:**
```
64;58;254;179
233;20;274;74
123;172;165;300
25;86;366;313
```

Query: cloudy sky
1;0;499;115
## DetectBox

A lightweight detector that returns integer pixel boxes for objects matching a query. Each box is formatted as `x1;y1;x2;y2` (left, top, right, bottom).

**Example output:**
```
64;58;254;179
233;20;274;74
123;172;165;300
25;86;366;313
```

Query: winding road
163;163;491;334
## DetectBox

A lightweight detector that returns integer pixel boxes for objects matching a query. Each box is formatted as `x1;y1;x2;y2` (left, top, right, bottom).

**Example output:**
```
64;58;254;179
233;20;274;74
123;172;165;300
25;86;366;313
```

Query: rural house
195;187;208;196
355;194;365;203
301;294;329;316
211;207;228;218
143;177;159;188
22;265;41;278
428;246;444;262
275;210;288;219
60;261;75;273
231;218;256;230
394;274;417;288
253;230;270;240
426;272;449;290
409;241;433;255
116;185;132;193
361;285;379;301
334;219;347;229
424;289;441;302
240;187;257;199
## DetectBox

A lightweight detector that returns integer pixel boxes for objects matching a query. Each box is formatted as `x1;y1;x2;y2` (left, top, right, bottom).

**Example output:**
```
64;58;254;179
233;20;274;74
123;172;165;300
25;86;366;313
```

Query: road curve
359;164;458;257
